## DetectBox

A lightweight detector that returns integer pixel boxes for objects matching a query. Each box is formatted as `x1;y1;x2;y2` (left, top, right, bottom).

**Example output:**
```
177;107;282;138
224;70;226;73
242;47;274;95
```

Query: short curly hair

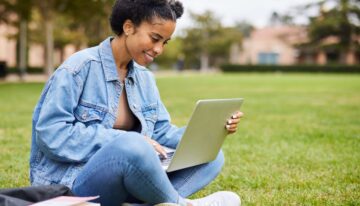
110;0;184;36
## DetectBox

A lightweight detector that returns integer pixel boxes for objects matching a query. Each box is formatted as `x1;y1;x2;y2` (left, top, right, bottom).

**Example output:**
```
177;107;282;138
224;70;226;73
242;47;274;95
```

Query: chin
133;59;149;67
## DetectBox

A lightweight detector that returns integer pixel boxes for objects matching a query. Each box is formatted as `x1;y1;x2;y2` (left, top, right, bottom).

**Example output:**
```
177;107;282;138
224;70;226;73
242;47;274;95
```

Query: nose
153;43;164;56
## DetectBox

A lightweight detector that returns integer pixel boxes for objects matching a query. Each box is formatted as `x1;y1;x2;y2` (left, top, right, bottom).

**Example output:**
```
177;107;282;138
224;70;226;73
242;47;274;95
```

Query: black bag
0;185;73;206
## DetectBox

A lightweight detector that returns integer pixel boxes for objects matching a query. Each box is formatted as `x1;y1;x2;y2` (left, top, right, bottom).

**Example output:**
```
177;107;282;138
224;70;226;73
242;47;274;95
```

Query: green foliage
28;0;113;49
0;0;113;53
0;0;32;23
7;66;45;74
1;73;359;205
59;0;113;46
269;11;295;26
155;37;184;69
220;64;360;73
181;10;242;69
234;20;255;38
307;0;360;55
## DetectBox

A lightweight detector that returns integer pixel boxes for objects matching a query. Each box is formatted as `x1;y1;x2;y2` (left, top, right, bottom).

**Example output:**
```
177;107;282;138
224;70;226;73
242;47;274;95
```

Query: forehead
138;18;176;38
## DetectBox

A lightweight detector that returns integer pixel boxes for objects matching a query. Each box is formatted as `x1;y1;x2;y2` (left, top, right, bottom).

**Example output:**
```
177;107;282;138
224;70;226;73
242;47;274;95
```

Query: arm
35;68;125;163
149;76;185;149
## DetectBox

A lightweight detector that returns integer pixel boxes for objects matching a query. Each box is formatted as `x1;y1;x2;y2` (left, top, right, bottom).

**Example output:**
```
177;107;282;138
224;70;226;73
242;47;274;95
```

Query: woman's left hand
225;111;244;134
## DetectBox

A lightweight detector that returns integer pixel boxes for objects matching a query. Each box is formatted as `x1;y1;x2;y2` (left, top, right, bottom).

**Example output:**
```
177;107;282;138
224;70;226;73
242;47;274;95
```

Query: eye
151;36;160;43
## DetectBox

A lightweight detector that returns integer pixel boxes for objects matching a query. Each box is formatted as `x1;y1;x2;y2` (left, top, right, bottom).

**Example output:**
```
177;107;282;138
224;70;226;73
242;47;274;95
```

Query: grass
0;73;359;205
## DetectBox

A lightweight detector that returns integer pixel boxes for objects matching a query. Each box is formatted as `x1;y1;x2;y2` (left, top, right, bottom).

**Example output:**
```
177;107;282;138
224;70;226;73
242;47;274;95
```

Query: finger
227;127;237;134
153;142;167;158
225;124;237;131
227;118;240;125
232;111;244;119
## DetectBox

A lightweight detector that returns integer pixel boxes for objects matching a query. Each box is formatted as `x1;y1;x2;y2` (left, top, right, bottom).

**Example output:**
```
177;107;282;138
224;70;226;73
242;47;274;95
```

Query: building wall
0;22;79;69
235;26;308;65
0;24;17;67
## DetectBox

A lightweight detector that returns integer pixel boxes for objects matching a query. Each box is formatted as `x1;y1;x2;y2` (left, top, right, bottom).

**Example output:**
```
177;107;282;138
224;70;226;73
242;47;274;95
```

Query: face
124;17;176;66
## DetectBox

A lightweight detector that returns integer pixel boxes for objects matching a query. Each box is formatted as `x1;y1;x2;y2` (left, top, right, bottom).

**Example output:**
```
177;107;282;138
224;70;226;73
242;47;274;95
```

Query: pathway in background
1;74;48;83
0;69;221;83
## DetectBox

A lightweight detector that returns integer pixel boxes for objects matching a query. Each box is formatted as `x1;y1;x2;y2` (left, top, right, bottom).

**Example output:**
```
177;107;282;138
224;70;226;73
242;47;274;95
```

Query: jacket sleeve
150;76;186;148
35;68;125;163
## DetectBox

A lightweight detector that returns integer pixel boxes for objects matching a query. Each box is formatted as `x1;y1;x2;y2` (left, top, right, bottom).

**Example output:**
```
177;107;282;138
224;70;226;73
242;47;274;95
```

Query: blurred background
0;2;359;203
0;0;359;79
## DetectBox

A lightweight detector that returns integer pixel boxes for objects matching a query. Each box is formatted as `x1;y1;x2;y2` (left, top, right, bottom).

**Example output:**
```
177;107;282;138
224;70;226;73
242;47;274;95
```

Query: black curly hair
110;0;184;36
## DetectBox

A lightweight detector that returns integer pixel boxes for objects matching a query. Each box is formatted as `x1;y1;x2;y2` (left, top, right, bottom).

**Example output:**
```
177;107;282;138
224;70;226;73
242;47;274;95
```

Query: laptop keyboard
160;151;175;166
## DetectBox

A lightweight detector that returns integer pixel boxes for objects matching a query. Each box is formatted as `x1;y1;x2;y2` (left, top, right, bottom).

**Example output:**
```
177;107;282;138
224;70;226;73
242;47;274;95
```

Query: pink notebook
30;196;100;206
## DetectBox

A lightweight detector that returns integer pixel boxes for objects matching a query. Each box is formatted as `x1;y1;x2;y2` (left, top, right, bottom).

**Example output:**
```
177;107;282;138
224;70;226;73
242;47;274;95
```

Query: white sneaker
122;203;179;206
187;191;241;206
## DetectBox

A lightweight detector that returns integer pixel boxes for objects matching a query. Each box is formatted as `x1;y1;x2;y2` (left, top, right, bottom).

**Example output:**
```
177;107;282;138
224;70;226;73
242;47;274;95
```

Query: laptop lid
166;98;244;172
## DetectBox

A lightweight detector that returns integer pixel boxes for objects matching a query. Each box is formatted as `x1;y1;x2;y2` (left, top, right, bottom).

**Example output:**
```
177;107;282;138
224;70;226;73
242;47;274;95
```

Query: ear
123;19;135;36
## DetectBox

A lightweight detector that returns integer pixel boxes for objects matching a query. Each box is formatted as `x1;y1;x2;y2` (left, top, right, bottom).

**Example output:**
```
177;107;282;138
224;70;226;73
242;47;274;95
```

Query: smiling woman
29;0;243;206
112;18;175;67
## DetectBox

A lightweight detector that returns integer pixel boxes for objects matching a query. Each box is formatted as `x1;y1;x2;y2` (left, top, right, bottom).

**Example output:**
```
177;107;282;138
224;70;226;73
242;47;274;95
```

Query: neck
111;36;132;79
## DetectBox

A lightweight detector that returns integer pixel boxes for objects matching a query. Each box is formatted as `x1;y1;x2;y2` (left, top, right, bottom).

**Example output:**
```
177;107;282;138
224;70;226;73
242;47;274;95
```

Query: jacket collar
99;37;135;82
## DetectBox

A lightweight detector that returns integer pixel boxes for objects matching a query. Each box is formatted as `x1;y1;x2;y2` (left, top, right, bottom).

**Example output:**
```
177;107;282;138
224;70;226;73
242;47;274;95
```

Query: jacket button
82;113;87;119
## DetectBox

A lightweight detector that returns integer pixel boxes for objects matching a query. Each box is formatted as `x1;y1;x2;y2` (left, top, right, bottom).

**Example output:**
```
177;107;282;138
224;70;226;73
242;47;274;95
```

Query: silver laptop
160;98;244;172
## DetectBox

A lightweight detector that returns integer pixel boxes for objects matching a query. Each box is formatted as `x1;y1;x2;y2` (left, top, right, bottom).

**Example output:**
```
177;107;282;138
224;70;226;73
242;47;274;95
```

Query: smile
144;52;155;63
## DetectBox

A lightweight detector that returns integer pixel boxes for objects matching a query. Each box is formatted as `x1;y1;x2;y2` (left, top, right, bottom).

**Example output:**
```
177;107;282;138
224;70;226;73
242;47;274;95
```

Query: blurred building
0;22;77;68
0;23;17;67
231;25;359;65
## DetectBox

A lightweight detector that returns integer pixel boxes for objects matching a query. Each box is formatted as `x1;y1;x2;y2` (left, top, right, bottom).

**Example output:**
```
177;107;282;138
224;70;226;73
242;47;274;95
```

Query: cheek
131;37;151;52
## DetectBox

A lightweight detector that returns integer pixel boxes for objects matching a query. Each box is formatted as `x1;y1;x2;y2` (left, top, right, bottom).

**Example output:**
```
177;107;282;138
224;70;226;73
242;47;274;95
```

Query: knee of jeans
212;150;225;174
107;132;155;164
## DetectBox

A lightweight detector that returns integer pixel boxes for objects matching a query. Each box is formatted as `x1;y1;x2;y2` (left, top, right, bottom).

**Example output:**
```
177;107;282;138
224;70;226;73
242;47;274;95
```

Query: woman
30;0;244;205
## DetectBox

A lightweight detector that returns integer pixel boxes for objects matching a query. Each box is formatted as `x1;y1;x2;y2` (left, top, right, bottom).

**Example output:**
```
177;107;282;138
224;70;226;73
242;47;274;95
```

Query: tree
60;0;113;47
154;37;183;69
269;11;294;26
1;0;114;75
305;0;360;64
234;20;254;38
31;0;113;75
0;0;32;78
182;11;242;71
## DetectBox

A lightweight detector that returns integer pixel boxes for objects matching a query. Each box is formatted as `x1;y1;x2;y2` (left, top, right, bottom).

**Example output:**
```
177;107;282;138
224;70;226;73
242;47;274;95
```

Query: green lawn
1;73;359;205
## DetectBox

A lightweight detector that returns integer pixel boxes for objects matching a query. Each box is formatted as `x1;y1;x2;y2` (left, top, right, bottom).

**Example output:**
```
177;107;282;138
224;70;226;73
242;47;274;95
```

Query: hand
144;136;167;158
225;111;244;134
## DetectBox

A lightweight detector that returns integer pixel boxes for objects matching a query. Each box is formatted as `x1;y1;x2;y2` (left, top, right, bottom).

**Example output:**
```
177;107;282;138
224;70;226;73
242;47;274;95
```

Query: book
30;196;100;206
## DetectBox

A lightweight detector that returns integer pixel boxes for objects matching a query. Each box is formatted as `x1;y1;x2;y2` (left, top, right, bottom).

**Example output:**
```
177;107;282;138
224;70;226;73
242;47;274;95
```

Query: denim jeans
72;132;224;206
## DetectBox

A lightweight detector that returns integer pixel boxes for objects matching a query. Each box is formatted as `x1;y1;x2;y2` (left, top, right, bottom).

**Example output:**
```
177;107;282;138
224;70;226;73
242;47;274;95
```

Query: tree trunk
200;52;209;72
339;49;347;65
19;19;27;80
38;0;55;76
45;19;54;76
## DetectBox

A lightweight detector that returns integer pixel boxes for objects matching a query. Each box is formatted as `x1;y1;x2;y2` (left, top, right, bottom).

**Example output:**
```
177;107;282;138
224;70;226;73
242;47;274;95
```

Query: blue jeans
72;132;224;206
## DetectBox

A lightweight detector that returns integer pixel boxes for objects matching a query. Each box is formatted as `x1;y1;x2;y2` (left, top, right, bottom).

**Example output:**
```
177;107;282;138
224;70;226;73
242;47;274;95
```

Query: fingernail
228;120;232;124
226;125;230;129
232;115;236;119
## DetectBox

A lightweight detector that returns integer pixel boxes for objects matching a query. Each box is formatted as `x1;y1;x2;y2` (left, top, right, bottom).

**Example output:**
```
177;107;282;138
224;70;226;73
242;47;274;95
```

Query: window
258;52;279;64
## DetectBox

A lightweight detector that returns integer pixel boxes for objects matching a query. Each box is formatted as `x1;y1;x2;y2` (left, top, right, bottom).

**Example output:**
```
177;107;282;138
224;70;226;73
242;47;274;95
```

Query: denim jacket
30;37;185;188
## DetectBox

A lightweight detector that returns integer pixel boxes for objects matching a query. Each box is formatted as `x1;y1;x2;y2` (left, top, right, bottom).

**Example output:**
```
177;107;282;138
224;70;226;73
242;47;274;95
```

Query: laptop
160;98;244;172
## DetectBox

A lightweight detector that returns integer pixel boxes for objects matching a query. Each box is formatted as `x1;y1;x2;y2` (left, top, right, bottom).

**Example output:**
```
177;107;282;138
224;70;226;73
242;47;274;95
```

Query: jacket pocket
141;103;158;135
74;103;106;125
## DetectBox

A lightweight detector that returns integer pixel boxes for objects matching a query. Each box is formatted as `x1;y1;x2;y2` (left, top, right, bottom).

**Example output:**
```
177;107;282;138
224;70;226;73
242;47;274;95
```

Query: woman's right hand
144;136;168;158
